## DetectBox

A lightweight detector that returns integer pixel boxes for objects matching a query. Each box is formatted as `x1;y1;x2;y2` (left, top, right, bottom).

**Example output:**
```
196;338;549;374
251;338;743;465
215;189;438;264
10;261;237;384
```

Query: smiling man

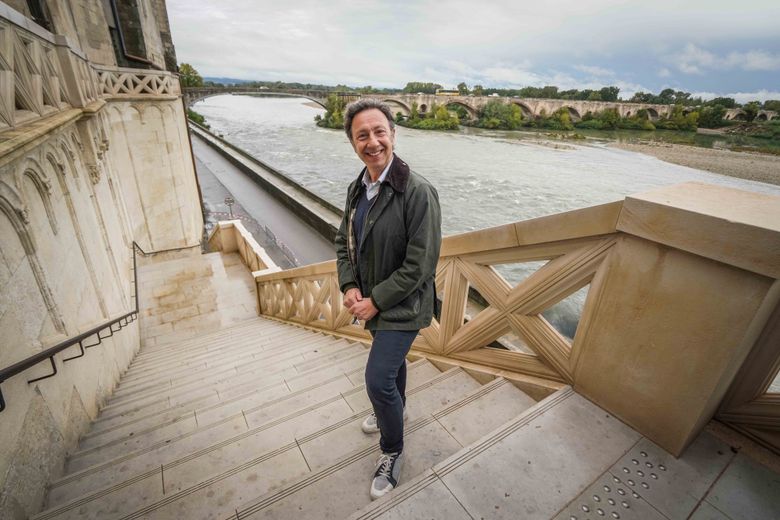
335;99;442;500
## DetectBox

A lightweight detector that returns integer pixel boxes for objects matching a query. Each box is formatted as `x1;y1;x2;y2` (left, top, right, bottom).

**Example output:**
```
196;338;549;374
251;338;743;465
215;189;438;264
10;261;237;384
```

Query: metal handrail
0;241;193;412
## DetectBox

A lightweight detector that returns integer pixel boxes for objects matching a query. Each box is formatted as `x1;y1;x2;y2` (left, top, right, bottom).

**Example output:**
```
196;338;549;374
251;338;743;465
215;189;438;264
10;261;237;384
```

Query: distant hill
203;76;254;85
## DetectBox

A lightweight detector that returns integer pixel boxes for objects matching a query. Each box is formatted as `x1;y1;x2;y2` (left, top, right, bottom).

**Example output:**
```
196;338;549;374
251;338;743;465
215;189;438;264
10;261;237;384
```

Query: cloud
691;89;780;103
574;65;614;77
724;50;780;71
167;1;780;98
674;44;717;74
672;44;780;74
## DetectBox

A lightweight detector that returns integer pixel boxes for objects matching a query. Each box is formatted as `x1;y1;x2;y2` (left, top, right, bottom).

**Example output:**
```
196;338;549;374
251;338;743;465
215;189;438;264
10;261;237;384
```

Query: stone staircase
33;251;780;520
33;313;541;520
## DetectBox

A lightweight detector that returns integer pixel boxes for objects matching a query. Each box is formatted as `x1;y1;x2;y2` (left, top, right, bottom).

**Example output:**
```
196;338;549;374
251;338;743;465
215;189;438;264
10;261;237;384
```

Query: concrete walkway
192;134;336;266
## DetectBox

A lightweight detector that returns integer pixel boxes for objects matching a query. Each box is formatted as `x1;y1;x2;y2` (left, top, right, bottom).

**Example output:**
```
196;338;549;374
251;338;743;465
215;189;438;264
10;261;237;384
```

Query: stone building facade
0;1;202;517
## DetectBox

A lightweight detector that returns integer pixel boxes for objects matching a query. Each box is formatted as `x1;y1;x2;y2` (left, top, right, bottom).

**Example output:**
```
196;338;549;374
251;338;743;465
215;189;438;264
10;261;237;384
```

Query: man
335;99;442;500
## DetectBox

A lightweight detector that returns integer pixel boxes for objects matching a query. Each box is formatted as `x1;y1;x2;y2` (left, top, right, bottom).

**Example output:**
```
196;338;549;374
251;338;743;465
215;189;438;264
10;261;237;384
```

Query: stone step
38;361;446;518
132;316;275;360
119;324;314;385
87;338;357;438
70;346;371;463
100;334;346;414
49;359;437;507
347;387;643;520
224;376;536;520
65;347;371;473
116;327;314;386
98;334;347;422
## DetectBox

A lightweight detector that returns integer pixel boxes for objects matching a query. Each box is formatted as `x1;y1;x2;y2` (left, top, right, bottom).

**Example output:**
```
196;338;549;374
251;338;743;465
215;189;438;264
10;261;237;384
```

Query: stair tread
41;361;444;516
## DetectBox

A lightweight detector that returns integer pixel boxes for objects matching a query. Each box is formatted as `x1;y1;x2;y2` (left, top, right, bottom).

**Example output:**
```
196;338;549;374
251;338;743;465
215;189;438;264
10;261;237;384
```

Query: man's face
350;108;395;175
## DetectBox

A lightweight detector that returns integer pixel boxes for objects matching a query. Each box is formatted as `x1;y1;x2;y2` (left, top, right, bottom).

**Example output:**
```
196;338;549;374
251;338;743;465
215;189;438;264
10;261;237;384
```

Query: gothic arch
0;180;35;254
21;162;59;235
0;180;66;333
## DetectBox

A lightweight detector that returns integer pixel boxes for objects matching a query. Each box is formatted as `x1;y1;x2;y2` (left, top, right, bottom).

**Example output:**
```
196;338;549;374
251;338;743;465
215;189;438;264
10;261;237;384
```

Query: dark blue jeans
365;329;419;454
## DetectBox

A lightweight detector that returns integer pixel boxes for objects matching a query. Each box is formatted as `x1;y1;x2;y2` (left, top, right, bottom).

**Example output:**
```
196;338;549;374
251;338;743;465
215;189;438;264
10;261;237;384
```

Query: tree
178;63;203;87
457;82;469;95
698;105;727;128
472;85;484;96
743;101;761;122
403;82;442;94
599;86;620;102
763;100;780;111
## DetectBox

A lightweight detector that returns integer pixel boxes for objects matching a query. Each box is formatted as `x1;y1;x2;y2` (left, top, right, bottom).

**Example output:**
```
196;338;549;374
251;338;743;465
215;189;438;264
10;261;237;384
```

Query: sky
167;0;780;103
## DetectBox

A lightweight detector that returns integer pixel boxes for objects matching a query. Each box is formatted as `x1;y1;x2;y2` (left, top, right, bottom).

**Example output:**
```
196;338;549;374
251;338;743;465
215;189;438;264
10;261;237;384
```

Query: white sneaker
361;407;408;434
370;451;403;500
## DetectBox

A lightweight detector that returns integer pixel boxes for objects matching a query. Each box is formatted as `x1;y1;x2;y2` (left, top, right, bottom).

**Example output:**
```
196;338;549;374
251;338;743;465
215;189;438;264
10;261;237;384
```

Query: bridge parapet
239;182;780;457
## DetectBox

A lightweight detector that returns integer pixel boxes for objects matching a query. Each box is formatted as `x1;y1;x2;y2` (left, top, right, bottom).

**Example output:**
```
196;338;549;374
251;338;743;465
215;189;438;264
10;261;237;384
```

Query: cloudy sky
168;0;780;102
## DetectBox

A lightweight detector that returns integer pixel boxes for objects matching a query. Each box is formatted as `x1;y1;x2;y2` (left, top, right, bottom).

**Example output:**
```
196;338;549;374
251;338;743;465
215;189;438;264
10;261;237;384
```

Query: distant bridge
184;87;778;123
724;108;779;121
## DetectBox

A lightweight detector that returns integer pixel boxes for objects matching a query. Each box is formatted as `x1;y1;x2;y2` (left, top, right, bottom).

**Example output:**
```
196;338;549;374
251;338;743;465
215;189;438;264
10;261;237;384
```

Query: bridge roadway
191;134;337;265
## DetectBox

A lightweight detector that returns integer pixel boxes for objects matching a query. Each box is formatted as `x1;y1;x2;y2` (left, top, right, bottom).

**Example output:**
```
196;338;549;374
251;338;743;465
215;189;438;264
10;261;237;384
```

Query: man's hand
344;288;363;309
349;298;378;321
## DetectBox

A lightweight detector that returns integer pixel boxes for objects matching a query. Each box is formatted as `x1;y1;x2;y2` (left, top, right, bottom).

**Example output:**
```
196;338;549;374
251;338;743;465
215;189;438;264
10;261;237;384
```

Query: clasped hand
343;288;378;321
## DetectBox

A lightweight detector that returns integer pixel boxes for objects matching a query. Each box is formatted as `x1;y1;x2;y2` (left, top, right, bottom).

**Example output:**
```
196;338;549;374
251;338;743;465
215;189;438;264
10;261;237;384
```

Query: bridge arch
756;112;768;121
645;108;660;121
382;99;411;118
726;109;747;121
444;101;477;120
560;106;581;122
510;100;534;119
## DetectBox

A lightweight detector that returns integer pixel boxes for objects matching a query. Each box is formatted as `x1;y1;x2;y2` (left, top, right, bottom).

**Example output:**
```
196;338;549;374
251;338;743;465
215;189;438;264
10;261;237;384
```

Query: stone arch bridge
186;87;776;123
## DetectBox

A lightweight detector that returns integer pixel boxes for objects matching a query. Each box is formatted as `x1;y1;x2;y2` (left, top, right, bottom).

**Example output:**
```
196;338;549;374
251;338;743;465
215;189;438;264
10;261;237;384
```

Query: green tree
457;82;469;95
403;82;442;94
599;86;620;102
743;101;761;122
587;91;602;101
316;94;346;129
472;85;484;96
698;105;727;128
178;63;203;87
410;101;419;121
763;100;780;111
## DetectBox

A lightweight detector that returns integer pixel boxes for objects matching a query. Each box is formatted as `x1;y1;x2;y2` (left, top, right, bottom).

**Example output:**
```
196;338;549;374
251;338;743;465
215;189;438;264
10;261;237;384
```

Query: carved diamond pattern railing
256;233;617;385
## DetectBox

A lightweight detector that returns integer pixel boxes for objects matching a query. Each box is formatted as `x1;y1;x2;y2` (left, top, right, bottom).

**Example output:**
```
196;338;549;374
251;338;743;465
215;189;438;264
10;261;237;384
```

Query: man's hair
344;98;395;141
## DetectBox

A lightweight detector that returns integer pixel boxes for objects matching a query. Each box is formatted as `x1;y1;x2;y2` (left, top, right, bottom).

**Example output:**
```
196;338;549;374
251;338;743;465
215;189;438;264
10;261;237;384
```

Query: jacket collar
354;153;410;196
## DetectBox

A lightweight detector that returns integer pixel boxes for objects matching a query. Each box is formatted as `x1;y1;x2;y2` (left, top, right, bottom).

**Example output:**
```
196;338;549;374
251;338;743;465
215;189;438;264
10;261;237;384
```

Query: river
192;94;780;340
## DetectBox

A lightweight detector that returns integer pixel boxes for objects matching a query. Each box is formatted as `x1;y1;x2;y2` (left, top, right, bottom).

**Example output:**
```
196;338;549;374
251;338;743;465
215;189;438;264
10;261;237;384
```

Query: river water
193;95;780;339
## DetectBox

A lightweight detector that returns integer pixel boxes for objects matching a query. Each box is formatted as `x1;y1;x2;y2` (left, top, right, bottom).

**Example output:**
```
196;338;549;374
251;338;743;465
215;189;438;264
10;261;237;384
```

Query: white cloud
725;50;780;71
674;44;717;74
691;89;780;103
574;65;614;77
671;45;780;74
167;1;780;96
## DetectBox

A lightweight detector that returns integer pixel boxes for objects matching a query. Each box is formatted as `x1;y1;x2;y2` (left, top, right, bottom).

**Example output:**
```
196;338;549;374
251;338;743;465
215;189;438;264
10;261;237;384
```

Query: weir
1;2;779;519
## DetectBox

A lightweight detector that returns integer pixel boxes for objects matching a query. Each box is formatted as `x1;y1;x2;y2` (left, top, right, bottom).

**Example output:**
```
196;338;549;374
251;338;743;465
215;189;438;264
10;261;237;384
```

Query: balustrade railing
0;8;181;133
225;183;780;456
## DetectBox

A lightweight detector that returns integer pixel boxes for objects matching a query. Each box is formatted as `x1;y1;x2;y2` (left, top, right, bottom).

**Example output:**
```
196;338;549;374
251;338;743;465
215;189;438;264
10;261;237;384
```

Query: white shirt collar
362;156;393;189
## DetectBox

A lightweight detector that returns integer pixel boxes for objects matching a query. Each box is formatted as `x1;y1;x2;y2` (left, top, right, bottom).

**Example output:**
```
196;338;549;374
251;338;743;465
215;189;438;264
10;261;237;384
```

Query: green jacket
335;154;442;331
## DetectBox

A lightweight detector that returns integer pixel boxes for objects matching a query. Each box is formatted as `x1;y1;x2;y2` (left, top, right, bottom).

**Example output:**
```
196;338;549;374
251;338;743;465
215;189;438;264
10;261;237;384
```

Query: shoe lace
376;453;395;479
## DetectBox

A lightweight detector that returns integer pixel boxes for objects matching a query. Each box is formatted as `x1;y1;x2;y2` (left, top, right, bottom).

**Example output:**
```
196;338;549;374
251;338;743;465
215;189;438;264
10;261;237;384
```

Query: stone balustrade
249;182;780;456
0;5;181;133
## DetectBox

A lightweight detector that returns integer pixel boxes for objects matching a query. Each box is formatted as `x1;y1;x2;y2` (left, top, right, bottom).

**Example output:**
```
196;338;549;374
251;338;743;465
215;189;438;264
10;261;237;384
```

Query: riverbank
610;142;780;186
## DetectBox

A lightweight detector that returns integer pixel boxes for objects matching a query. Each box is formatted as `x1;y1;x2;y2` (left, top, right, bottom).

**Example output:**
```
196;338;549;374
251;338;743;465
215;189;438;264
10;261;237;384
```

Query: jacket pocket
380;291;421;322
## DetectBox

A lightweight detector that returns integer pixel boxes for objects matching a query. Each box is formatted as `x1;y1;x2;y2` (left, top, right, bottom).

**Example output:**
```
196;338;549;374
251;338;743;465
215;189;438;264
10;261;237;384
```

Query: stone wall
0;4;201;518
